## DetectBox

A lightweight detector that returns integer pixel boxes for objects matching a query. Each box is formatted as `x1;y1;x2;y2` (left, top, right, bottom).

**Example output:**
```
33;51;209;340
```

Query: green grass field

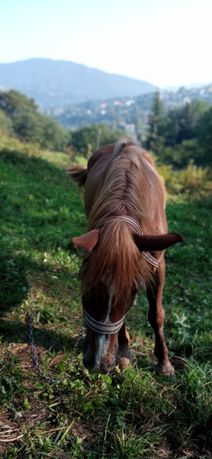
0;137;211;458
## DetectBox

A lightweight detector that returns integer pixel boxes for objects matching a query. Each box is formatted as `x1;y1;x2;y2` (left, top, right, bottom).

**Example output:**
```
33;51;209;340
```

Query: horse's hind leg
147;258;175;376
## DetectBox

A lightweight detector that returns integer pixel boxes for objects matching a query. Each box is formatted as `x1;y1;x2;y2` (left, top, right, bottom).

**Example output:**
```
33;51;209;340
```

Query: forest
0;89;211;169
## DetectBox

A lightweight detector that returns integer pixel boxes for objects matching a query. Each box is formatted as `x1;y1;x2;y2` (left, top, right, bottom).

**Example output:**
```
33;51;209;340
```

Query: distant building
119;121;137;142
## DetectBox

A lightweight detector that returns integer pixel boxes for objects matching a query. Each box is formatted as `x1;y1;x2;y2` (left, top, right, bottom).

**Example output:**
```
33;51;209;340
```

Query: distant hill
0;58;156;109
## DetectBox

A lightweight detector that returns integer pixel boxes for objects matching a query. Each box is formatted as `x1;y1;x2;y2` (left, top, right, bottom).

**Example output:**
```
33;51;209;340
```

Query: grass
0;136;211;458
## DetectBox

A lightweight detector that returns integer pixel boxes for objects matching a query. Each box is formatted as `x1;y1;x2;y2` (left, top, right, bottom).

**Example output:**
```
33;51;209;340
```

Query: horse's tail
67;166;87;187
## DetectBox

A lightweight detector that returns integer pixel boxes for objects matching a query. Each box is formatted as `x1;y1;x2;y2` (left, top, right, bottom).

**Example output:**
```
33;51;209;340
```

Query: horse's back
85;143;165;221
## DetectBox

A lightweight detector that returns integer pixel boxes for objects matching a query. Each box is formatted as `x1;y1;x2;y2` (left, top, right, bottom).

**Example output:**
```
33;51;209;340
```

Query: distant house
119;121;137;142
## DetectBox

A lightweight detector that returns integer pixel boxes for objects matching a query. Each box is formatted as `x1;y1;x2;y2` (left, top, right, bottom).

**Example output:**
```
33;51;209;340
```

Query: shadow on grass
0;147;82;300
0;318;82;353
0;251;82;353
0;149;84;352
0;251;78;311
0;254;29;317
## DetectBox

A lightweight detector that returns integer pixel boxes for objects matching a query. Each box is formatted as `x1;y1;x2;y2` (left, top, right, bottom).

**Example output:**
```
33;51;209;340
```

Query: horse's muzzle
83;333;116;373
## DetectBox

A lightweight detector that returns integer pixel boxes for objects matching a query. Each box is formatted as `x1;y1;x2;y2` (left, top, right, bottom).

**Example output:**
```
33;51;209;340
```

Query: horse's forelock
82;220;153;304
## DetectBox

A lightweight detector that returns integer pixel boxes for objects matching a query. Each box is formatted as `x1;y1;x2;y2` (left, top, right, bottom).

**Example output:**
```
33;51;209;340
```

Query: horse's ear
72;229;99;252
133;232;183;252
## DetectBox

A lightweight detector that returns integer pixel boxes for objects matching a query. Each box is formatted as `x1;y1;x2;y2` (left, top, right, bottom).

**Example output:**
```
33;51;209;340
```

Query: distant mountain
0;58;156;109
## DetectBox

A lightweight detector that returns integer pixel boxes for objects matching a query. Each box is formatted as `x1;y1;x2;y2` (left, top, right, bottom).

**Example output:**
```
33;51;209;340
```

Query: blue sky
0;0;212;87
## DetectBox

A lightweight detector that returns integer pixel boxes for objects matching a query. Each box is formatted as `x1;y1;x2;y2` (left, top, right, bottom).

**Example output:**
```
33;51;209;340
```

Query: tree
0;109;13;135
13;111;44;143
71;124;124;156
0;90;69;151
71;126;98;156
96;124;124;147
0;90;38;118
41;116;69;151
156;100;210;167
196;107;212;166
163;100;208;147
145;92;165;155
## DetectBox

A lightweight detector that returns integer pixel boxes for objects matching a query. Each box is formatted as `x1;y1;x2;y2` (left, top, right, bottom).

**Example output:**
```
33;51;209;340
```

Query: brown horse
69;140;183;374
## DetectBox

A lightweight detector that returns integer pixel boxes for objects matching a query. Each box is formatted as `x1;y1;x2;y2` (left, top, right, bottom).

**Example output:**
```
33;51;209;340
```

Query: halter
96;215;161;269
83;215;162;335
96;215;141;234
84;310;125;335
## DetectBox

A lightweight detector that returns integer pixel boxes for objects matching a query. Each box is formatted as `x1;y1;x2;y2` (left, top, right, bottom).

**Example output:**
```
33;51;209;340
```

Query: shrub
158;161;210;196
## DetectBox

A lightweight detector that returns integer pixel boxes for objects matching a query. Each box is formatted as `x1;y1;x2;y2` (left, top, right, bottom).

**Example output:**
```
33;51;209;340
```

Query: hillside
0;58;156;108
52;85;212;129
0;136;211;457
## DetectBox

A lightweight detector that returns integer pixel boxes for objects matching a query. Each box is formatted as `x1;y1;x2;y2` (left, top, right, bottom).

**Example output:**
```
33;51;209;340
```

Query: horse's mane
89;148;154;228
83;145;158;302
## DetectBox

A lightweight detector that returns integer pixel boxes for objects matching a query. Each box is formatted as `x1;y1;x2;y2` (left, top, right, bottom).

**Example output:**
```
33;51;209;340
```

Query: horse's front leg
147;258;175;376
116;322;131;369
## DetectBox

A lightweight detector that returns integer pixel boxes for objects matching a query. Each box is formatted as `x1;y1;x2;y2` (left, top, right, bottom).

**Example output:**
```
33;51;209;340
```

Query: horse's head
72;228;183;373
72;228;137;372
81;273;138;373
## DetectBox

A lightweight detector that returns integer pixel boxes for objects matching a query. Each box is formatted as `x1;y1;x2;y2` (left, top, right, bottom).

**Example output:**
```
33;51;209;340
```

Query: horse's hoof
118;357;131;370
116;344;132;370
155;362;175;376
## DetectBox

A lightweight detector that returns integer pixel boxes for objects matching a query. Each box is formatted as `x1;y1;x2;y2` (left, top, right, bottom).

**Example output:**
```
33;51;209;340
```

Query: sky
0;0;212;88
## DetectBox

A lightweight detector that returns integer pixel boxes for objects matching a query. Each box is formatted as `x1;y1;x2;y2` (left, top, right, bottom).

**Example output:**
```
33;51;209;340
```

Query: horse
69;139;183;374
